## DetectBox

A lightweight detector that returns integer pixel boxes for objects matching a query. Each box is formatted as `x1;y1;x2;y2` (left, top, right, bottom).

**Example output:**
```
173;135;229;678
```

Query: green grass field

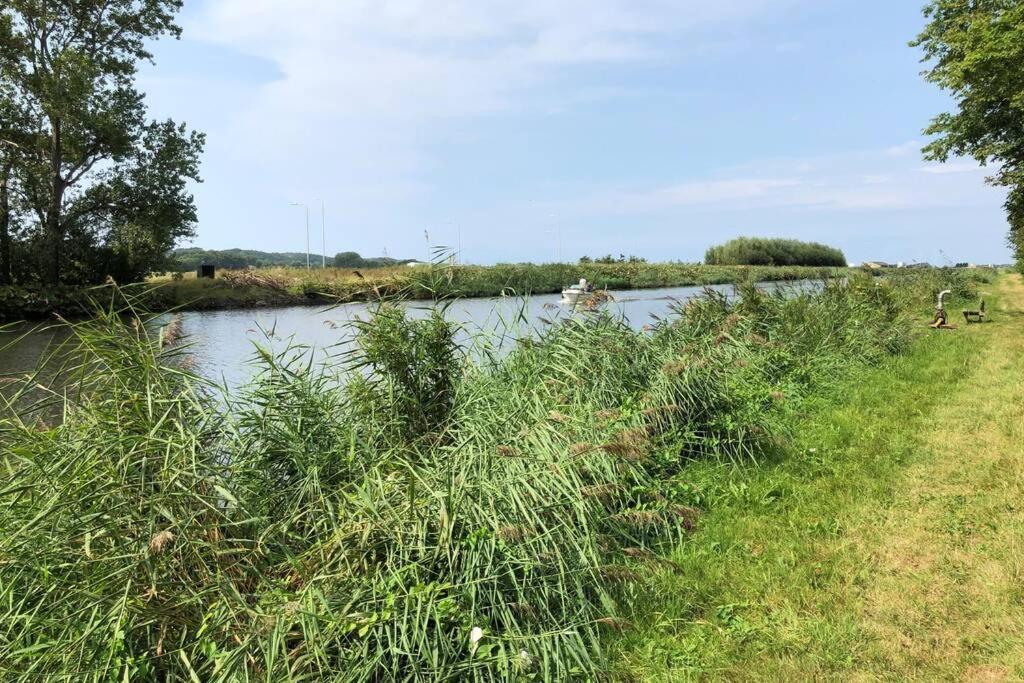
611;274;1024;680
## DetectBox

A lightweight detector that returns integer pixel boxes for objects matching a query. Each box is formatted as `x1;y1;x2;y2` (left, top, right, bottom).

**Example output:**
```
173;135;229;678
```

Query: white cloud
919;161;986;175
885;140;920;157
615;178;804;210
556;145;1005;216
188;0;798;199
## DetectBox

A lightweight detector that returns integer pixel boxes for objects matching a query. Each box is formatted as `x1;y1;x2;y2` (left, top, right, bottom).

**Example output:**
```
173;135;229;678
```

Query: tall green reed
0;270;972;680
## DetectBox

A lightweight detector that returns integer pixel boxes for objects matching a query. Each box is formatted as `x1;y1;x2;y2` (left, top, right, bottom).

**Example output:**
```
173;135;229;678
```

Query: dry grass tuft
148;530;176;555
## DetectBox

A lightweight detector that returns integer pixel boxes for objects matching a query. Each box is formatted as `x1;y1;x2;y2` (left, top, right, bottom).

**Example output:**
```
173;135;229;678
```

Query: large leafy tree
914;0;1024;270
1;87;20;285
0;0;203;285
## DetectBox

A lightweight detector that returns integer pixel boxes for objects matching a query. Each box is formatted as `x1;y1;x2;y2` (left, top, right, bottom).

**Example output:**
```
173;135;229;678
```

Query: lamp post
290;202;310;269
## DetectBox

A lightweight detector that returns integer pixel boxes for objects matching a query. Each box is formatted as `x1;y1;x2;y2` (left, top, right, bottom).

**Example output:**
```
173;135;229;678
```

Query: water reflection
1;280;816;393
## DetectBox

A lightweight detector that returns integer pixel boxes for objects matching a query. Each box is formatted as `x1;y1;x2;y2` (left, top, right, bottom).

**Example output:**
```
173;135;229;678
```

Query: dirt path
854;274;1024;680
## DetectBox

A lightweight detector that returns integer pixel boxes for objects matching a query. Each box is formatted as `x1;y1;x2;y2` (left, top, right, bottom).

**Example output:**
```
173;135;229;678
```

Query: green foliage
171;247;330;270
580;254;648;264
348;304;462;443
168;249;415;271
0;270;967;680
334;251;413;268
914;0;1024;272
704;237;847;267
402;262;839;298
0;0;203;285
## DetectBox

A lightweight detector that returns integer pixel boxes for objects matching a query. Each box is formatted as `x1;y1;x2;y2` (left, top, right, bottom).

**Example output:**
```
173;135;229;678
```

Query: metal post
320;200;326;268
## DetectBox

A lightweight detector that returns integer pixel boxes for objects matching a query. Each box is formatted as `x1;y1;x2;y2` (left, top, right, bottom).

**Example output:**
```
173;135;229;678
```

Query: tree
334;251;364;268
0;132;14;285
0;81;27;285
0;0;203;285
81;120;204;282
0;157;13;285
914;0;1024;270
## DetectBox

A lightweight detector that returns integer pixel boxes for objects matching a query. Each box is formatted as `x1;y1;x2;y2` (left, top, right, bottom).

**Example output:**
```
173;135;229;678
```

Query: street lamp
290;202;310;269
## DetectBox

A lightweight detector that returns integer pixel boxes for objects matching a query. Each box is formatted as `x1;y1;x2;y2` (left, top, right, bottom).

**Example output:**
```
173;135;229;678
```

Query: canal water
0;280;813;391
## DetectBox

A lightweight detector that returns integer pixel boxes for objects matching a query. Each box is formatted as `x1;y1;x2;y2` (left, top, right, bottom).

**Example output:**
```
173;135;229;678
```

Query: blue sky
138;0;1012;265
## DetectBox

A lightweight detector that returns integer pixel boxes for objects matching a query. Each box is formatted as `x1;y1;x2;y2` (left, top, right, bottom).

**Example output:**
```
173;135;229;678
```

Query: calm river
0;281;813;390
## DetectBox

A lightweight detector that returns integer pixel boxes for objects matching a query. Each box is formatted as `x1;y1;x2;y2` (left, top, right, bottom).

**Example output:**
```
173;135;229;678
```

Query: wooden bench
963;300;986;323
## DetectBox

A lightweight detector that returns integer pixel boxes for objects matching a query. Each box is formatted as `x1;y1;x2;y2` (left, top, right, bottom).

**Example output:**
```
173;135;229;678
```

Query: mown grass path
854;274;1024;680
613;274;1024;680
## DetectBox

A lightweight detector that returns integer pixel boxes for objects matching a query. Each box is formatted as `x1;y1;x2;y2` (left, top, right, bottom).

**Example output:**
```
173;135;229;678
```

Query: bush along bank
0;269;981;680
2;264;841;320
704;237;847;267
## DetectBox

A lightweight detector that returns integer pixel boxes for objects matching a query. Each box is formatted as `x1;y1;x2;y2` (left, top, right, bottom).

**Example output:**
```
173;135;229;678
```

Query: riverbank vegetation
610;273;1024;679
0;262;843;320
704;237;848;267
0;267;989;680
151;262;841;310
169;248;417;271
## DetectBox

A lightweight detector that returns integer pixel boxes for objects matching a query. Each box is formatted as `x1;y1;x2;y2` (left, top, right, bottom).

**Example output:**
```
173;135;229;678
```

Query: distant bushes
402;262;840;298
705;237;847;267
333;251;415;269
169;248;419;271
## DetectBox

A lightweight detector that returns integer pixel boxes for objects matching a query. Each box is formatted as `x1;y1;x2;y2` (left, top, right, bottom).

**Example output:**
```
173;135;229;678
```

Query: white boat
561;278;596;305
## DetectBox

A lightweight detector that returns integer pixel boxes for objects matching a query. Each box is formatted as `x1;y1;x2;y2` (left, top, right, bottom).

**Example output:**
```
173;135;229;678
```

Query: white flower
470;626;484;645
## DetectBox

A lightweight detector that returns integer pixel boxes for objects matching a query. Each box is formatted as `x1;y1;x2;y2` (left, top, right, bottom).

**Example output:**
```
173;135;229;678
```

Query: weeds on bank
0;270;980;680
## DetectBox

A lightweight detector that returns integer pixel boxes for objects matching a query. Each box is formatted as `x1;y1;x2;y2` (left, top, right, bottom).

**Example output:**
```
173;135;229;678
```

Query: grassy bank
0;268;989;680
147;263;844;310
611;274;1021;679
0;263;842;320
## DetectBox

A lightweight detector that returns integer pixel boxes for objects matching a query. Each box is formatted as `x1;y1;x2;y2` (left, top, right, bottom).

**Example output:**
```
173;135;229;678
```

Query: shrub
704;237;847;267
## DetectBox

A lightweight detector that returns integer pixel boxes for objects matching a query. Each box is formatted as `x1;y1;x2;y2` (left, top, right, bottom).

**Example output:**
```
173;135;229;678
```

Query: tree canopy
914;0;1024;271
0;0;203;285
704;237;847;267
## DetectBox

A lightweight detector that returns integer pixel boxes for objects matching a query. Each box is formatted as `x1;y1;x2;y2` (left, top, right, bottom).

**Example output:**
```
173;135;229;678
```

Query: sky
137;0;1013;266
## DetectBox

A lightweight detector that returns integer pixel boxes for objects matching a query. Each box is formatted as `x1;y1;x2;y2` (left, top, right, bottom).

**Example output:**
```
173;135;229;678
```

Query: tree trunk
0;160;12;285
46;119;65;285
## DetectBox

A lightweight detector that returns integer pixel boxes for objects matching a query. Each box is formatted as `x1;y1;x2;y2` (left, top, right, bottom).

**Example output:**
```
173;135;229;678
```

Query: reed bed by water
0;269;982;680
144;263;843;312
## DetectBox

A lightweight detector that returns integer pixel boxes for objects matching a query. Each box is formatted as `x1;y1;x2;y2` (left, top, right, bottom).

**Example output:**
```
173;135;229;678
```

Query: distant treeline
332;251;415;269
705;237;847;267
170;248;414;271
